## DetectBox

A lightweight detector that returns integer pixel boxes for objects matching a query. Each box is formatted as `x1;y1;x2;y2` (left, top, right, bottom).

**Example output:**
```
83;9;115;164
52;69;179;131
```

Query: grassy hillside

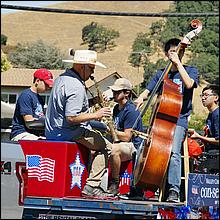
1;1;172;85
2;1;172;50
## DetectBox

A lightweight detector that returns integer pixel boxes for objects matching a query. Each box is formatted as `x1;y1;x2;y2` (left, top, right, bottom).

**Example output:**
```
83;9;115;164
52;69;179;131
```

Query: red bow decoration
199;209;212;219
158;208;177;219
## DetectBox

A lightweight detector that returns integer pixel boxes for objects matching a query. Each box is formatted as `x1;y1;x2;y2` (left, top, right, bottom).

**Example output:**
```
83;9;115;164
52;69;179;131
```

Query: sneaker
166;190;180;203
127;186;146;201
116;186;144;200
107;181;119;196
82;184;115;200
118;193;130;200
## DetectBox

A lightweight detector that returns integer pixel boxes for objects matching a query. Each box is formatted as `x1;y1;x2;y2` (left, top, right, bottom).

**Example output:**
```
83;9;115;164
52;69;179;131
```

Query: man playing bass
135;38;199;203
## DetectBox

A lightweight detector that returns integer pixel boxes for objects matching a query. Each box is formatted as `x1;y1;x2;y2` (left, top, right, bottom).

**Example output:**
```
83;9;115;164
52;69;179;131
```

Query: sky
1;1;65;14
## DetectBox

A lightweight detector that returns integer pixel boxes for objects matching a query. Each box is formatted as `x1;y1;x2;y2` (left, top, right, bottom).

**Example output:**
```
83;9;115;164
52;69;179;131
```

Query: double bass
133;20;202;191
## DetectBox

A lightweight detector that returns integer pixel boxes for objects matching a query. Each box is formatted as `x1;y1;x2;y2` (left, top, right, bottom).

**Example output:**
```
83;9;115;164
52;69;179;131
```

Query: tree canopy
81;22;120;52
1;34;8;45
8;40;66;69
129;1;219;88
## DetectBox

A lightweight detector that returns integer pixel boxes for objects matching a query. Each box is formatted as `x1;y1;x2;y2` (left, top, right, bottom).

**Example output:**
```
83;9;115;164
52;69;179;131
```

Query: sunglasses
87;65;95;71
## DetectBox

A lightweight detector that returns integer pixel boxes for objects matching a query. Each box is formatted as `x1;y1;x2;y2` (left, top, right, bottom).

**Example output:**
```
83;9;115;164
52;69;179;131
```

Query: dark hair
164;38;181;53
203;84;219;104
123;89;132;99
202;84;219;96
33;77;38;83
113;89;132;99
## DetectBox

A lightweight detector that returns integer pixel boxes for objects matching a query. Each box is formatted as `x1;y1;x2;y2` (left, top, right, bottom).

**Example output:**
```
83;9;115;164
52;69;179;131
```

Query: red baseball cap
33;68;54;87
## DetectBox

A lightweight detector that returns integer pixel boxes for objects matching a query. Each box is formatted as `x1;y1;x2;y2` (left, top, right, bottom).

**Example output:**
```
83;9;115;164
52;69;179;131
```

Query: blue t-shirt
146;65;199;129
113;101;143;150
10;88;45;139
205;107;219;151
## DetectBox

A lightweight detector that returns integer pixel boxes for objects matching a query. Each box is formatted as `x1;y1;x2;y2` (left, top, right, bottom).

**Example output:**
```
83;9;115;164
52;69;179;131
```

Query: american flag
26;155;55;182
119;171;130;187
191;185;199;194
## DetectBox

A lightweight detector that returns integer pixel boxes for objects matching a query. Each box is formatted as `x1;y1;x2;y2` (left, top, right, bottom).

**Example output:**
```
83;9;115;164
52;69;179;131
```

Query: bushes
1;50;12;72
8;40;66;69
1;34;7;45
188;114;206;131
141;104;206;131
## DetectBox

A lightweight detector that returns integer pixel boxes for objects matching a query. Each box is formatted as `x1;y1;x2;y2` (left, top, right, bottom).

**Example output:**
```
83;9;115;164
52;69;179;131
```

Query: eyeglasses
200;93;215;98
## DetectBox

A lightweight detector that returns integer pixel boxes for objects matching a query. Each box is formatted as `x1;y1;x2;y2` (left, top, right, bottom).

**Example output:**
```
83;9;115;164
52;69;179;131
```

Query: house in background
1;68;138;110
1;68;138;141
1;68;62;110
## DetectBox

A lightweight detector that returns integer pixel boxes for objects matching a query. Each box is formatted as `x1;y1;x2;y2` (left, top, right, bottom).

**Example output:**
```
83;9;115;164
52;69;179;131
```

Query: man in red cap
10;68;54;141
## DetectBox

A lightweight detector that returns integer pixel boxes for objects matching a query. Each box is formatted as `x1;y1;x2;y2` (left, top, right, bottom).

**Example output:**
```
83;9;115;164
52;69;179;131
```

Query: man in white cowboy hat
45;50;115;199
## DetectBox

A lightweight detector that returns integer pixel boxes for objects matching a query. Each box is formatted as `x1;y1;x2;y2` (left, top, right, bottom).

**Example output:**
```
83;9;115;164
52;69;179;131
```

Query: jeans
168;125;186;194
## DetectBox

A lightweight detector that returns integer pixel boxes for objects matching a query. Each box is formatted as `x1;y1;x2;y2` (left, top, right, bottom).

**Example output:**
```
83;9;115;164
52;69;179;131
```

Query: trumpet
90;76;120;143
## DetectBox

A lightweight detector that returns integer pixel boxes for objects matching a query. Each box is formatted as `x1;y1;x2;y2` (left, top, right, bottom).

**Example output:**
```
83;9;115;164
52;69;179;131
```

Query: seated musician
188;84;219;173
10;69;54;141
45;50;117;199
105;78;145;198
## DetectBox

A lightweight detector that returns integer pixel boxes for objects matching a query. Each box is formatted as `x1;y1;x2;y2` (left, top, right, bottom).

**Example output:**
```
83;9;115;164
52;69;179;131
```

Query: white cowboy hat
62;50;107;68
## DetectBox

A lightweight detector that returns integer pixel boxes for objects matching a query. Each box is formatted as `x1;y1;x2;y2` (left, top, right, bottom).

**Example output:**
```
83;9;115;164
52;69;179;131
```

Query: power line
1;4;219;17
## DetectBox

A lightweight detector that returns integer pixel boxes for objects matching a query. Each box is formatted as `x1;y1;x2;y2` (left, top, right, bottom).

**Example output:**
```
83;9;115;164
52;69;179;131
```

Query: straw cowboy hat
62;50;106;68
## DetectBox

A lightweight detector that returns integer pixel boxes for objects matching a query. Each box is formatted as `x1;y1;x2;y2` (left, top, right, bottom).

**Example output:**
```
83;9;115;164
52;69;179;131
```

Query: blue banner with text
187;173;219;207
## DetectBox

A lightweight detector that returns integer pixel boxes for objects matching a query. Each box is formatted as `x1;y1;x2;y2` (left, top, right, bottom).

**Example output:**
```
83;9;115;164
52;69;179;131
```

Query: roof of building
1;67;142;89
